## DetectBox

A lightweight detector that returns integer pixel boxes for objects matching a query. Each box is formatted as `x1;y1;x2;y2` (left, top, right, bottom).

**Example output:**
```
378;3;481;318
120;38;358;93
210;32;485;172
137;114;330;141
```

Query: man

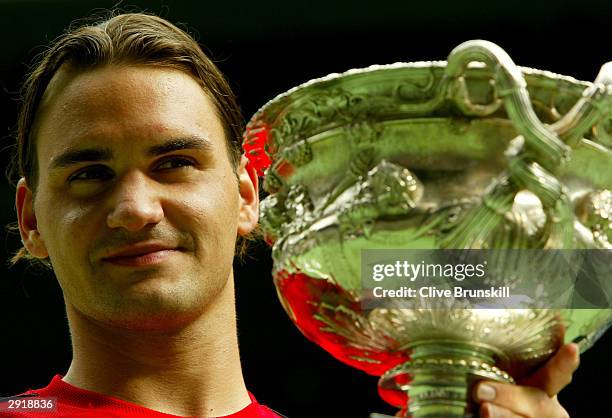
8;12;578;418
9;12;274;418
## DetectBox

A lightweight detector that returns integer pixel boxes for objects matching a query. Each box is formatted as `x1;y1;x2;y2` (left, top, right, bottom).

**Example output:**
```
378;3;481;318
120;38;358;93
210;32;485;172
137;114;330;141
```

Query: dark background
0;0;610;417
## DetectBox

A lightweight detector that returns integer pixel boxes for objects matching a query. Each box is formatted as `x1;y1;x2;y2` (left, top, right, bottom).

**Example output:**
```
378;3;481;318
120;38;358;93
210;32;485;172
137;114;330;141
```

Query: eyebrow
49;136;214;170
49;148;112;170
147;136;213;157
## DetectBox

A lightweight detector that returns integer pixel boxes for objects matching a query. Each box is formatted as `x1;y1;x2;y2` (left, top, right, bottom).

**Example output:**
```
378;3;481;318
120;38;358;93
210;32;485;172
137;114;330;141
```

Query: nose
106;171;164;231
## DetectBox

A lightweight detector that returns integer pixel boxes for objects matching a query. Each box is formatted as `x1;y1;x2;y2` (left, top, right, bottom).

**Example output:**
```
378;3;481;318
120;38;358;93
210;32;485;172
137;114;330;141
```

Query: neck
63;275;250;417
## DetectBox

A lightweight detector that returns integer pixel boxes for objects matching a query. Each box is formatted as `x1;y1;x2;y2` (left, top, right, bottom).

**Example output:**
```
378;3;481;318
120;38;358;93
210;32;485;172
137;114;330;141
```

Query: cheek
177;176;240;249
35;194;101;264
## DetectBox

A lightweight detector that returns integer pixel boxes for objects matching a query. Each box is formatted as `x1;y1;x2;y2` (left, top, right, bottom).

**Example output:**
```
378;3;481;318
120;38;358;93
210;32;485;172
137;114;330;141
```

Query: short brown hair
9;12;252;264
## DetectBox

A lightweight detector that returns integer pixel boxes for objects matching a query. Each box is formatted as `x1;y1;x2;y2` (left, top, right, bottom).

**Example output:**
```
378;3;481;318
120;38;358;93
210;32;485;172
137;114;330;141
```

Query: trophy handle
441;41;612;250
550;61;612;146
445;40;570;172
446;41;611;158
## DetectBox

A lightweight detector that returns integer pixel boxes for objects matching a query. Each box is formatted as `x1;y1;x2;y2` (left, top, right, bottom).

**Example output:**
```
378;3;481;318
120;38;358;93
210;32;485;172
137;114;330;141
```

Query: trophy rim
242;59;598;179
246;60;592;129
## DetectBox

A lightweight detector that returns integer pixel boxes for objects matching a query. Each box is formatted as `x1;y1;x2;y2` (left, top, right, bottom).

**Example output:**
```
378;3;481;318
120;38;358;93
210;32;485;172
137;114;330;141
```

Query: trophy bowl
243;40;612;417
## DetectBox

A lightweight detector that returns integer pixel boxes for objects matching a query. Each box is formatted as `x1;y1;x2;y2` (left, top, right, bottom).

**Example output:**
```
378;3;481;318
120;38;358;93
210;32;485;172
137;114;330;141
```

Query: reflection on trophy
243;40;612;417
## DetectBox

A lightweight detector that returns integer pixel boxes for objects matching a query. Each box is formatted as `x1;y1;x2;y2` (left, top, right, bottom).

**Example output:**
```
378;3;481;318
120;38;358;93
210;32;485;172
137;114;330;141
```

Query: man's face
16;65;257;330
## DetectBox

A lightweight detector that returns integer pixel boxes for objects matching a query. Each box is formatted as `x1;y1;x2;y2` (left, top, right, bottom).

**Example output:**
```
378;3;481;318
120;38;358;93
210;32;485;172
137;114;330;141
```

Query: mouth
101;243;182;267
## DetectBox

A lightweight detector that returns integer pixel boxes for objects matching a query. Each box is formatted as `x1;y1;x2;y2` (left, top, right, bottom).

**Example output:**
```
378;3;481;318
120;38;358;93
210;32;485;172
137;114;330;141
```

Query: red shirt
1;375;283;418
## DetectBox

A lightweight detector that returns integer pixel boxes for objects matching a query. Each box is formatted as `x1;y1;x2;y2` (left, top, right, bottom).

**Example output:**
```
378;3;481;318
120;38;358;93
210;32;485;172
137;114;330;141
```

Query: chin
94;285;215;332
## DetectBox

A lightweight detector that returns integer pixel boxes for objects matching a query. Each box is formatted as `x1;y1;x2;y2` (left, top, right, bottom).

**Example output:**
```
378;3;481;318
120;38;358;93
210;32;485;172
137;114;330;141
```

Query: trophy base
379;341;514;418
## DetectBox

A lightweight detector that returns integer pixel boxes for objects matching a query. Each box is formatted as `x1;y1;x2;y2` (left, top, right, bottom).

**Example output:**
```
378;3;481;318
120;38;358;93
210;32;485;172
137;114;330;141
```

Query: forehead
34;64;225;164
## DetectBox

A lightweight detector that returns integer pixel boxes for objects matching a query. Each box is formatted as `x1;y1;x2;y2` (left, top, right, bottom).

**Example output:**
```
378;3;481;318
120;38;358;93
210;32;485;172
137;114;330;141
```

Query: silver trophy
243;40;611;417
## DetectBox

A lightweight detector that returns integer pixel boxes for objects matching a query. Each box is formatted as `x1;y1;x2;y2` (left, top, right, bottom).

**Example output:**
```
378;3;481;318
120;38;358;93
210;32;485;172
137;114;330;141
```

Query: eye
68;165;114;182
155;157;197;171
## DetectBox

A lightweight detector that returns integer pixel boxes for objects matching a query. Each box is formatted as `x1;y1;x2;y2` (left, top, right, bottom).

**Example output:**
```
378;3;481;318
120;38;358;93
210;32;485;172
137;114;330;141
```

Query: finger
480;402;524;418
520;343;580;396
473;382;568;418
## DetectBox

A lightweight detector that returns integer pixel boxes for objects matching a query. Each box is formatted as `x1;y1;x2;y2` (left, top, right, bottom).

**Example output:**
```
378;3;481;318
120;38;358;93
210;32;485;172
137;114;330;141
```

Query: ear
236;155;259;236
15;178;49;258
